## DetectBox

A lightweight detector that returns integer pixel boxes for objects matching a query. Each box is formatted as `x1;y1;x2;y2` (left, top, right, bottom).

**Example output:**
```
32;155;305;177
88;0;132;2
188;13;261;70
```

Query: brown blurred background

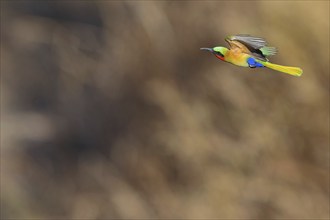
1;1;329;219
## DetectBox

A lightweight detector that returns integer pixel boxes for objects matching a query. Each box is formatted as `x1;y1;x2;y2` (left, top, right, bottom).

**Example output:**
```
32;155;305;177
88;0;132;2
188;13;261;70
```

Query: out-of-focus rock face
1;1;329;219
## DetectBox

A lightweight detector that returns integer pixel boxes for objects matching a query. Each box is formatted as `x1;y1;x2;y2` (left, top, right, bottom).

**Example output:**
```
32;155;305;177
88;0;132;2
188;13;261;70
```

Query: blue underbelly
247;57;264;68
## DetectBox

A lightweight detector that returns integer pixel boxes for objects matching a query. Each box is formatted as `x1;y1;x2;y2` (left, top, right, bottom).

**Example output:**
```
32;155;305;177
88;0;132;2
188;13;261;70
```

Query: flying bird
201;34;302;76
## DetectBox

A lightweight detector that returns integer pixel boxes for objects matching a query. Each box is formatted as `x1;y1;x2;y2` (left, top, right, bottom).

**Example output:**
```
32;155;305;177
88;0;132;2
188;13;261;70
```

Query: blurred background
1;1;329;219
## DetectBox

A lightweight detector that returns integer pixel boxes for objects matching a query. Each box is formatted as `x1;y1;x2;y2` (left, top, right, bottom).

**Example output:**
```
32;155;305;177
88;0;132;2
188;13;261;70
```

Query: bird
201;34;303;76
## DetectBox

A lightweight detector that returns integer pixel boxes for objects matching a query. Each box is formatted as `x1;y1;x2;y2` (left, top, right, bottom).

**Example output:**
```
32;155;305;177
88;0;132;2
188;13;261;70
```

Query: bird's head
200;46;228;61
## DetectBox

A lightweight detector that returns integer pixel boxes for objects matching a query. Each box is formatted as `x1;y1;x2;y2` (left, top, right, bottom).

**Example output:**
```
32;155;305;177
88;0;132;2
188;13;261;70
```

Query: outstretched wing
227;34;267;49
225;34;277;61
225;37;252;53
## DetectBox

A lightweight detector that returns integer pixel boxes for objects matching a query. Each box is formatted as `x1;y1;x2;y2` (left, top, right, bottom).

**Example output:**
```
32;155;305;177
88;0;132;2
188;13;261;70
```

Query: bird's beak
200;48;213;52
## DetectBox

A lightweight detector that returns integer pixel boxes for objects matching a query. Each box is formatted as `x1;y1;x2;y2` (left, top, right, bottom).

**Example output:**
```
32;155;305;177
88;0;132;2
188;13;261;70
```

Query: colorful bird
201;34;303;76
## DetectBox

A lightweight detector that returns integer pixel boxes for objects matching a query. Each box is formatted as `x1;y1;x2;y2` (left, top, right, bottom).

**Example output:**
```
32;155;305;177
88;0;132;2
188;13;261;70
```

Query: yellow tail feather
261;61;303;77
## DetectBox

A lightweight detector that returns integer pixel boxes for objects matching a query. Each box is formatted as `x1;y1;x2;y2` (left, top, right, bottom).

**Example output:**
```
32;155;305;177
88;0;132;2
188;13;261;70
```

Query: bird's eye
216;51;223;56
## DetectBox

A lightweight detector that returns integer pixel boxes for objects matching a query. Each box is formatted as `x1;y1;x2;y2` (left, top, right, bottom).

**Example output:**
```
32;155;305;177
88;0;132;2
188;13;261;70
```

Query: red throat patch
214;54;225;61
